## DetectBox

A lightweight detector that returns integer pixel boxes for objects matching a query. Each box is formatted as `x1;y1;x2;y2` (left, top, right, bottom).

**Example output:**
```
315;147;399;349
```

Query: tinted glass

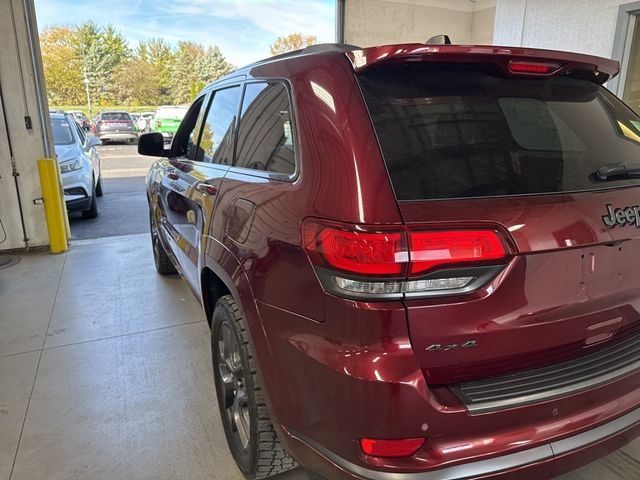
51;117;74;145
358;64;640;200
101;112;131;121
197;87;241;164
235;83;295;175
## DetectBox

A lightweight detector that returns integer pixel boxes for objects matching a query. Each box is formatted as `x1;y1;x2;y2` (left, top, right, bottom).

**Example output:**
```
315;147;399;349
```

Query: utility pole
82;51;91;117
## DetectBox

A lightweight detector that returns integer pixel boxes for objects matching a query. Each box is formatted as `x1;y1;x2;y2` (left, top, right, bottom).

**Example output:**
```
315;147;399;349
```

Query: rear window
358;64;640;200
51;117;74;145
101;112;131;121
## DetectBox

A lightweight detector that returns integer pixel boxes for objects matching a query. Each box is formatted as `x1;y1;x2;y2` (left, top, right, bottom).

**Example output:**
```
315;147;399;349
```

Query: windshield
51;117;75;145
102;112;131;121
358;64;640;200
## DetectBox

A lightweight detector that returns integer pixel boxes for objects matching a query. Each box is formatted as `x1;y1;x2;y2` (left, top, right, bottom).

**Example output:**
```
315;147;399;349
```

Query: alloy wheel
217;322;251;450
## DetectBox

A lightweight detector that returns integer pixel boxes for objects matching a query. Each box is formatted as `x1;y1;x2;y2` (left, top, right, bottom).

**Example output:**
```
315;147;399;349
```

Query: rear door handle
196;183;218;195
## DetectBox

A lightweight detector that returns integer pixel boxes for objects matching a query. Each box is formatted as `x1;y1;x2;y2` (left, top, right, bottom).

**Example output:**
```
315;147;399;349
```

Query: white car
136;111;155;133
51;112;102;218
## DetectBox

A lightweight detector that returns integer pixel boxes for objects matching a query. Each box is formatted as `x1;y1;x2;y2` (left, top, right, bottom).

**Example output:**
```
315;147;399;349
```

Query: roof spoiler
345;44;620;84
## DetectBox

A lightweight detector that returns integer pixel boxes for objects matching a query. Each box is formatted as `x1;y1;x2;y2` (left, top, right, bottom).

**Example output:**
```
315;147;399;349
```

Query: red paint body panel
145;43;640;480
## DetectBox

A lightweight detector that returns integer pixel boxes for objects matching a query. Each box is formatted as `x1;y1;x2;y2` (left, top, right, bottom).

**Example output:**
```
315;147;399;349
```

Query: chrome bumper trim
294;405;640;480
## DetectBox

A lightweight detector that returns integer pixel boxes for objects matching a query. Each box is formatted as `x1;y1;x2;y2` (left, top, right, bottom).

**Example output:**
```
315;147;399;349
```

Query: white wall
493;0;624;58
0;0;51;251
344;0;496;47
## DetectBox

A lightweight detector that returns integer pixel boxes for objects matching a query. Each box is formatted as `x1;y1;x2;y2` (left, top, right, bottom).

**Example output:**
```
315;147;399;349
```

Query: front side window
358;64;640;200
197;86;241;164
171;96;205;159
235;82;296;176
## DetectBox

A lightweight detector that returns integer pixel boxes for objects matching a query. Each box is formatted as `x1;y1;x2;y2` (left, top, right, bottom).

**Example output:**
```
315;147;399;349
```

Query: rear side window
197;86;241;164
235;82;296;176
358;65;640;200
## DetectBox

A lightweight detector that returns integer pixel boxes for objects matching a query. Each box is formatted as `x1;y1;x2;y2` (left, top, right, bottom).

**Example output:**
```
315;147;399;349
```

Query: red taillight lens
302;221;407;275
303;221;509;277
409;230;506;275
360;437;425;458
509;60;562;75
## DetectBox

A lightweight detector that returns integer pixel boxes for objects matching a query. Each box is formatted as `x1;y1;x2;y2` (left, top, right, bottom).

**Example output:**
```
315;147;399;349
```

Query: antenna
425;34;452;45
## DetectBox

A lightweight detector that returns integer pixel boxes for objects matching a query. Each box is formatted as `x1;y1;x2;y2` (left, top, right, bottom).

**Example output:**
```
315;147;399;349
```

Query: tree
137;38;174;104
196;46;235;84
269;33;317;55
74;22;129;104
170;41;205;104
112;59;163;105
40;26;84;105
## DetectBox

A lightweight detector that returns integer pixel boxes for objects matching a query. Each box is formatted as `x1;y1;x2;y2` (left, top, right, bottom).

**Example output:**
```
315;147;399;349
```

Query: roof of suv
221;42;620;85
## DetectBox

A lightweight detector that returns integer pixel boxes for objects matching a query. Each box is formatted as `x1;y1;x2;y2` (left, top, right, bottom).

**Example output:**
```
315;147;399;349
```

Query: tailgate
400;192;640;384
356;59;640;384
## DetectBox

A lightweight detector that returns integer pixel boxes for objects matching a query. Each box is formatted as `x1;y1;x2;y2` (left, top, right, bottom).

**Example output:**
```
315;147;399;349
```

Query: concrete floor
1;234;640;480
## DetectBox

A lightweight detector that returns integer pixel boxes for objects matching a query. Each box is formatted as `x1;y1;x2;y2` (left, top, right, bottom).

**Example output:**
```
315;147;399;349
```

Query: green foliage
41;24;234;108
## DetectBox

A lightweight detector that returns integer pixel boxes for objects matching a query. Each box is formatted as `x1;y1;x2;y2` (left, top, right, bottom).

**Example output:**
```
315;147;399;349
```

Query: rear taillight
302;220;511;299
508;60;562;75
360;437;425;458
302;222;407;276
409;230;506;275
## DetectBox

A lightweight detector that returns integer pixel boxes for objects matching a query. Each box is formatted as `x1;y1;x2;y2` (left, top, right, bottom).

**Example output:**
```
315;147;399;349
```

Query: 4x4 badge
425;340;477;352
602;204;640;229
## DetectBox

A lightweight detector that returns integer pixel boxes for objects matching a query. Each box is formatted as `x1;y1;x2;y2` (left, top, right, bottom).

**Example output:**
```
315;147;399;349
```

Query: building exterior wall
0;0;51;251
493;0;623;58
343;0;495;47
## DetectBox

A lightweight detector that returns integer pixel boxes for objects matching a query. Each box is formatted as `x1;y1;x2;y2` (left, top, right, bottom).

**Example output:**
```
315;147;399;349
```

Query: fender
201;235;283;425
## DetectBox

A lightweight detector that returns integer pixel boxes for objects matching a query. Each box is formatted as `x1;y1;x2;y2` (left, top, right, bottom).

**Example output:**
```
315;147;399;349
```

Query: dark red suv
140;43;640;480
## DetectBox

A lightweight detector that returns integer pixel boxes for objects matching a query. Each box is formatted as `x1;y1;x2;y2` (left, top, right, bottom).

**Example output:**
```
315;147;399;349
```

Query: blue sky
35;0;336;66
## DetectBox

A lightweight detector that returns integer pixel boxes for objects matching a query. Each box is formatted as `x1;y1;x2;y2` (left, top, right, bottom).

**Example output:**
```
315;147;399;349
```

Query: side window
197;86;241;164
75;122;86;144
172;96;205;159
235;82;296;176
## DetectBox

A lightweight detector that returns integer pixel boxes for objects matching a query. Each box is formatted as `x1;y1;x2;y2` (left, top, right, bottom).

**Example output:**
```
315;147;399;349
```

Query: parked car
141;43;640;480
151;105;188;143
51;112;101;218
66;110;90;131
94;111;138;144
136;111;155;133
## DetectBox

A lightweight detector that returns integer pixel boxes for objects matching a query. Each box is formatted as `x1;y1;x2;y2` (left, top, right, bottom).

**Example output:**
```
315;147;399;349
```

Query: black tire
81;182;98;219
212;295;296;479
149;209;175;275
95;176;103;197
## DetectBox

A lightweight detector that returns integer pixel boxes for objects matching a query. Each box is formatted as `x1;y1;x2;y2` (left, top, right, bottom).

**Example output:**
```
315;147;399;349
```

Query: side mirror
85;135;101;150
138;132;167;157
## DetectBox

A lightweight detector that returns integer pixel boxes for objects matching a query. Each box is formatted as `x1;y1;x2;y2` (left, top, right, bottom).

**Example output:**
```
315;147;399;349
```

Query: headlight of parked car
59;159;82;174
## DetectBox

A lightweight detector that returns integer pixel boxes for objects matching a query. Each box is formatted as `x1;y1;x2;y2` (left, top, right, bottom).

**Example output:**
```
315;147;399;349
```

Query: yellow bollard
37;158;69;254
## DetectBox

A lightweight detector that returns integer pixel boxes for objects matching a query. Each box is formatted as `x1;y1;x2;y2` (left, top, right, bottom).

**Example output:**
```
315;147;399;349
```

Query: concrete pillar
0;0;52;251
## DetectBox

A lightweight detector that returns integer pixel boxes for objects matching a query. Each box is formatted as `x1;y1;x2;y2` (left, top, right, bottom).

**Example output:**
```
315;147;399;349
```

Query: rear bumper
98;132;137;142
254;299;640;480
286;406;640;479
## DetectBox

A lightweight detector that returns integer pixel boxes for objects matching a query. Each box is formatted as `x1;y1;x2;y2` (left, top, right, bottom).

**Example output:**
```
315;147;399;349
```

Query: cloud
35;0;336;66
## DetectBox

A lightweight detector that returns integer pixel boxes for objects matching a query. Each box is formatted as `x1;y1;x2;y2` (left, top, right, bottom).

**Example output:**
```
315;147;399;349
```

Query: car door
158;84;242;294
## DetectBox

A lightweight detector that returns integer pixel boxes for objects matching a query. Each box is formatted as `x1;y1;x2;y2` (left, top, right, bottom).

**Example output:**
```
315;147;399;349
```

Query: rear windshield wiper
594;162;640;181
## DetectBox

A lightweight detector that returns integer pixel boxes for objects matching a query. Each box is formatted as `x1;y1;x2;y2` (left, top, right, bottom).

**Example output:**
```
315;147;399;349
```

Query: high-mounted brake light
360;437;425;458
302;220;511;299
508;60;562;75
